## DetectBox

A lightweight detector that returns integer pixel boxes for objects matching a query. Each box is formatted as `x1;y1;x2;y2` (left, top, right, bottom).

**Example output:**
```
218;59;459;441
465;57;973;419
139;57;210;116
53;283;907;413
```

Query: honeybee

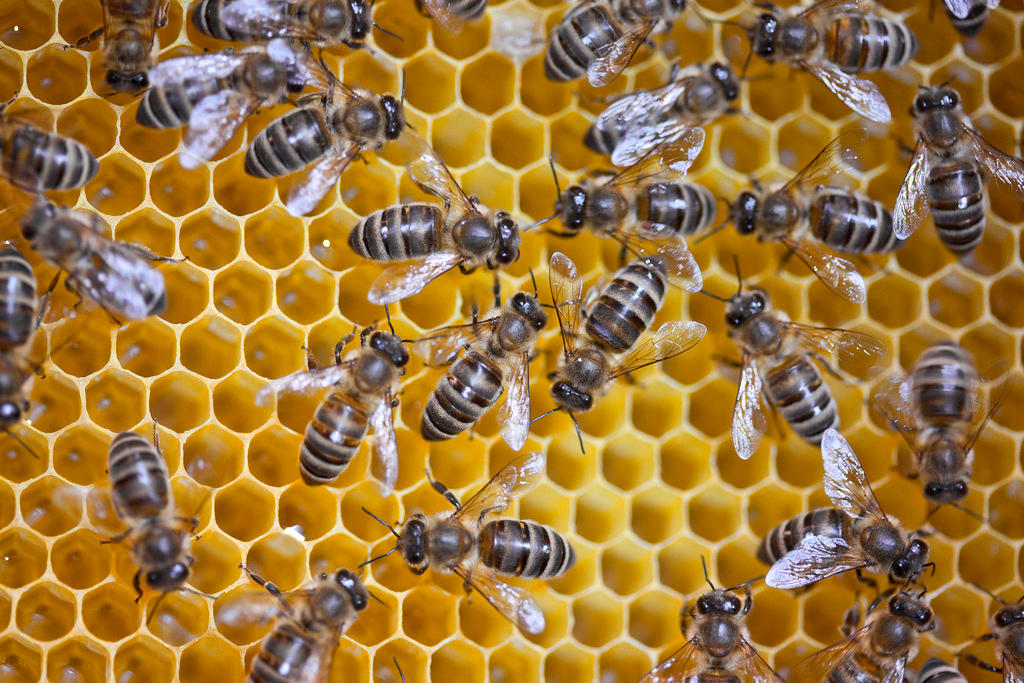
919;658;966;683
137;39;327;169
943;0;998;35
0;354;37;458
20;199;170;321
759;428;930;589
415;0;487;32
348;143;522;305
963;591;1024;681
584;61;739;167
245;79;404;216
191;0;374;47
894;84;1024;256
790;590;935;682
106;429;199;601
0;245;39;352
256;323;407;494
740;0;918;122
544;0;686;87
364;451;575;634
718;281;884;458
547;252;706;421
217;565;370;683
87;0;169;92
0;109;98;192
640;559;782;683
416;287;547;451
724;130;900;304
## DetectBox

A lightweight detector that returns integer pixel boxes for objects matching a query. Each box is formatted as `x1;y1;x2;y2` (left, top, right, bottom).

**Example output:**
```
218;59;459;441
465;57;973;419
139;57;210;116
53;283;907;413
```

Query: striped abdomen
479;520;576;579
919;659;966;683
247;621;319;683
945;1;989;36
136;77;222;129
763;355;838;445
636;182;718;237
108;431;171;520
421;351;504;441
809;188;902;254
440;0;488;22
758;507;848;565
824;15;919;73
300;390;367;485
910;342;977;426
544;0;625;82
0;246;37;350
245;107;332;178
348;203;445;262
824;650;892;683
583;116;621;156
191;0;294;42
0;122;98;191
584;257;667;353
927;159;985;254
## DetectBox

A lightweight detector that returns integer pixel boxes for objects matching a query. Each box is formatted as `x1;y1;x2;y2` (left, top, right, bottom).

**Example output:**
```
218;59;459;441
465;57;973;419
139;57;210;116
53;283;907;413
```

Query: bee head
709;62;740;102
368;331;409;368
923;479;968;504
888;592;934;630
105;69;149;93
146;562;191;593
398;514;429;573
348;0;372;39
510;292;548;330
0;399;22;428
921;438;970;503
551;381;593;413
334;569;370;612
730;191;758;235
666;0;687;18
750;12;779;58
889;539;929;582
381;95;404;140
995;602;1024;629
492;212;521;266
724;287;768;328
554;185;588;233
695;590;742;616
913;85;960;115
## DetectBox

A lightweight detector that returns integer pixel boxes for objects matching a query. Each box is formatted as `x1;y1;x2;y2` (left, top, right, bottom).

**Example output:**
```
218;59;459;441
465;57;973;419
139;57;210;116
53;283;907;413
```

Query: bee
544;0;686;87
364;451;575;634
137;39;326;169
791;590;935;682
415;0;487;33
20;199;170;321
894;84;1024;256
0;109;98;192
416;286;547;451
348;143;522;305
551;133;710;293
963;591;1024;681
74;0;170;93
723;130;901;304
217;565;370;683
0;245;39;352
106;429;199;601
245;79;404;216
0;354;37;458
584;61;739;167
640;558;782;682
943;0;998;36
191;0;375;48
759;428;930;589
256;323;407;494
741;0;918;122
547;252;706;422
919;658;967;683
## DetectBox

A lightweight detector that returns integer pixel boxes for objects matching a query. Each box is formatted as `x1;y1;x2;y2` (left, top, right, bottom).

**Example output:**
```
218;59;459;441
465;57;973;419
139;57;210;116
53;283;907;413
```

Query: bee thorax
352;352;394;393
779;19;818;55
703;616;740;658
343;100;385;140
427;522;475;565
859;524;902;565
759;193;802;233
452;216;497;257
870;615;914;657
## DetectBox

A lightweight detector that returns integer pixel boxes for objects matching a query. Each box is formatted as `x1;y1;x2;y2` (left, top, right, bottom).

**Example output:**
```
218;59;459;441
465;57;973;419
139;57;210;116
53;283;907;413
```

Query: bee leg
67;26;104;50
158;0;170;28
122;243;182;264
840;602;860;637
854;568;878;590
962;653;1003;674
101;528;133;545
239;564;294;615
35;272;60;332
425;469;462;510
132;571;144;603
809;353;845;382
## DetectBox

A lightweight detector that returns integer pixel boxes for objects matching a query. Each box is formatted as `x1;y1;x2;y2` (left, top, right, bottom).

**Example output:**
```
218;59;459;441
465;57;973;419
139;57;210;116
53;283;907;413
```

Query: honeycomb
0;0;1023;680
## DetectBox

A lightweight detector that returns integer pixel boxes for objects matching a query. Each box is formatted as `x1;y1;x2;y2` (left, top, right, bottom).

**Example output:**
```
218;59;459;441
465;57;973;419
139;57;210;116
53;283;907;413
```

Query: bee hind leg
239;564;294;614
425;469;462;510
132;571;144;603
962;653;1002;674
67;27;104;50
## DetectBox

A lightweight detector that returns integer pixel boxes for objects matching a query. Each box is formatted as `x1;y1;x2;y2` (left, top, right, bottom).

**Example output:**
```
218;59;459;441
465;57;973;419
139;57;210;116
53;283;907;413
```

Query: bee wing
1002;651;1024;683
882;655;907;683
821;427;886;519
596;77;688;135
765;535;868;589
285;142;359;217
964;124;1024;195
549;252;584;355
369;396;399;496
801;60;891;123
778;235;866;303
943;0;974;17
608;128;706;186
639;638;706;682
985;0;1000;7
735;639;786;683
148;52;247;87
254;363;350;406
180;89;254;170
587;20;658;87
781;128;867;195
733;359;767;461
457;450;546;525
264;38;331;89
799;0;873;20
789;627;869;681
611;121;703;168
610;320;707;379
420;0;466;33
781;321;886;368
455;565;546;634
74;241;166;321
498;353;531;451
412;318;499;366
612;222;703;292
406;141;477;216
893;138;931;240
213;589;282;630
870;372;919;436
367;252;464;305
221;0;323;40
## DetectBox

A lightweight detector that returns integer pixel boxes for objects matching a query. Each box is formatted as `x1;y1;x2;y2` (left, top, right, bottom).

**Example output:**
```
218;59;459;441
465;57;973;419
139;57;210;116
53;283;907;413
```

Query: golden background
0;0;1023;680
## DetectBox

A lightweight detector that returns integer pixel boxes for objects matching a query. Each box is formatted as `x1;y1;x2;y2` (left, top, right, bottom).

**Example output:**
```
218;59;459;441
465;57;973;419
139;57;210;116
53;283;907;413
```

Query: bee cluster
0;0;1022;681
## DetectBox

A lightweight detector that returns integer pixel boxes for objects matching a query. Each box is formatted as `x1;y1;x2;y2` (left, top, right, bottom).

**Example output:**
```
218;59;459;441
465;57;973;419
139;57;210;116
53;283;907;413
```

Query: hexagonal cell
180;315;241;380
85;153;146;216
746;484;803;539
432;109;487;168
30;370;82;434
160;260;210;324
367;0;429;58
213;155;276;217
20;476;82;537
550;111;601;172
179;636;244;683
490;641;540;683
461;53;515;116
801;583;856;645
339;162;397;218
244;532;306;592
2;0;54;49
50;425;105;486
149;371;209;433
405;54;457;114
932;585;985;646
146;591;210;648
180;209;241;270
572;591;621;647
491;110;545;170
430;639;485;683
866;273;921;330
0;634;41;682
719;119;771;176
118;101;180;163
990;270;1024;328
457;586;512;648
81;582;140;642
47;313;110;378
150;157;210;217
276;260;335;324
26;45;86;105
575;485;625;544
51;529;111;590
659;432;712;491
601;434;654;492
278;483;337;542
601;539;653;596
961;323;1016;379
0;49;22;101
342;483;402;542
114;636;176;683
628;589;679;649
214;262;273;325
0;480;13;529
214;479;276;543
990;480;1024;539
182;425;243;488
113;318;175;377
213;371;273;434
928;271;984;328
747;587;799;648
959;533;1016;588
630;486;681;545
0;528;46;589
657;538;711;596
242;208;305;270
688;486;742;543
57;98;117;159
599;642;651;683
545;643;594;683
189;530;241;596
14;581;76;641
248;426;302;487
46;636;107;682
688;379;734;439
244;317;304;380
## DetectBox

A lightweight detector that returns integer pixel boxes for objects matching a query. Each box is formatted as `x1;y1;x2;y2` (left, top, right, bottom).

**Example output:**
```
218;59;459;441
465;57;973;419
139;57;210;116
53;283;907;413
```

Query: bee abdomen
0;246;37;350
245;107;332;178
911;342;977;425
637;181;718;237
248;622;316;683
919;659;967;683
2;125;98;191
827;651;887;683
758;507;848;565
764;356;838;445
108;431;171;520
191;0;240;41
544;3;623;82
583;119;619;156
809;189;902;254
479;519;576;579
584;259;667;353
299;391;367;486
347;203;444;261
447;0;488;21
946;1;988;36
825;15;919;73
928;161;985;254
421;352;503;441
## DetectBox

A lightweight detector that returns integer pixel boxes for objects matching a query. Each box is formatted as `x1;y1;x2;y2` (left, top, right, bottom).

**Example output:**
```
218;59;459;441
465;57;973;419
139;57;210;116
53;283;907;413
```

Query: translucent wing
285;142;359;217
412;318;499;366
610;320;707;378
367;252;463;305
74;241;167;321
1003;650;1024;683
639;638;706;683
611;121;703;168
213;589;281;630
369;397;399;496
181;90;253;170
799;0;873;20
587;21;657;87
254;363;350;406
148;52;246;87
733;360;767;461
965;125;1024;196
734;640;785;683
406;141;476;216
782;128;867;195
457;450;546;526
893;139;931;240
222;0;323;41
420;0;466;33
779;235;866;303
765;535;868;588
870;372;918;437
802;61;891;123
821;427;885;519
605;222;703;292
781;322;886;368
498;353;531;451
789;627;867;682
943;0;973;17
985;0;1000;7
596;73;692;132
455;565;545;634
549;252;584;355
608;128;706;186
265;38;330;89
882;655;906;683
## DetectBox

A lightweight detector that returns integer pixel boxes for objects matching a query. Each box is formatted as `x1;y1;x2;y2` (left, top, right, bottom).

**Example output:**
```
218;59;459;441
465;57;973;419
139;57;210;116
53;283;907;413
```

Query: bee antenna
145;591;169;627
732;255;743;295
182;586;217;601
698;288;729;303
400;68;406;106
361;506;401;539
522;215;556;232
726;574;765;592
969;582;1007;604
394;657;407;683
547;154;562;196
529;268;539;298
569;412;585;454
358;546;398;568
384;303;397;336
530;406;561;425
372;22;403;41
951;501;986;523
700;555;716;591
694;214;731;244
367;588;388;607
4;427;39;459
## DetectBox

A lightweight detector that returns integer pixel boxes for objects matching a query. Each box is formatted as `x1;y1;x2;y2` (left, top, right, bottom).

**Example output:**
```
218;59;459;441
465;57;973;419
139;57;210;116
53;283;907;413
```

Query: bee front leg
67;27;104;50
962;652;1003;674
132;571;144;603
239;564;294;615
101;528;133;545
122;243;182;264
425;469;462;510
